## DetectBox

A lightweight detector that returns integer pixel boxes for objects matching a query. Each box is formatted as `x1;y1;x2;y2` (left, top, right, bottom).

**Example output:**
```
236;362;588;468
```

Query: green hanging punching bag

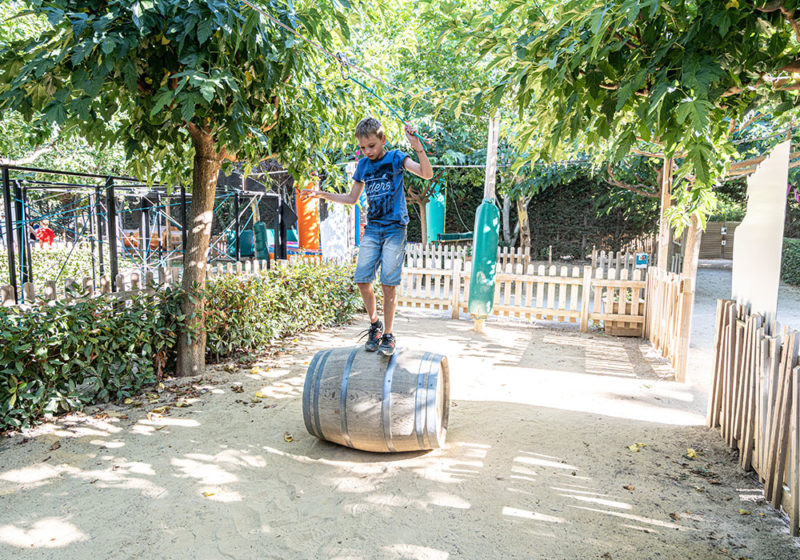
468;199;500;316
254;221;269;260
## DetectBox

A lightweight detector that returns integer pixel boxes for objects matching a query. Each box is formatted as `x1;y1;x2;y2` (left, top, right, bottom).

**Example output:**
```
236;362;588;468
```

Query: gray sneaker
363;320;383;352
378;333;396;356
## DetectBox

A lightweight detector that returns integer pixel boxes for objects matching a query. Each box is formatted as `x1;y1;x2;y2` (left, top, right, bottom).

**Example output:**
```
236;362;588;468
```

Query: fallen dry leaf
255;391;268;399
203;491;215;498
49;441;61;451
151;406;170;414
628;442;647;452
231;383;244;393
284;431;294;443
739;509;751;515
669;512;679;521
123;398;134;405
686;448;698;459
623;485;635;491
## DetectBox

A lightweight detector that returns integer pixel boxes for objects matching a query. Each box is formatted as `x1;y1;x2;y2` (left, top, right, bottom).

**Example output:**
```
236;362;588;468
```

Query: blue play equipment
426;179;445;244
226;229;255;258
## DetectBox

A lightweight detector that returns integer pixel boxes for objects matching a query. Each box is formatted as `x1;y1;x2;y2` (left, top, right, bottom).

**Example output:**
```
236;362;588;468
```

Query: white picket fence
398;257;647;335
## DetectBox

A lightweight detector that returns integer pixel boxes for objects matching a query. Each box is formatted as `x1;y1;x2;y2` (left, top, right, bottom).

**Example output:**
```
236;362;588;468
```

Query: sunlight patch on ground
381;544;450;559
560;493;632;510
171;457;239;485
0;463;62;484
514;455;577;471
543;334;636;377
0;518;88;548
459;364;706;426
569;506;697;531
89;439;125;448
502;506;567;524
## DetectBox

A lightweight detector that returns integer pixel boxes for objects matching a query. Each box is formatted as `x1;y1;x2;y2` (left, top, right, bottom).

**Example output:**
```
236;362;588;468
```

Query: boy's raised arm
402;124;434;180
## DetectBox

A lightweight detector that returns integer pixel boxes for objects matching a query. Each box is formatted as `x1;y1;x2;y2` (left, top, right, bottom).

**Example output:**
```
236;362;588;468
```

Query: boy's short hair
355;117;384;139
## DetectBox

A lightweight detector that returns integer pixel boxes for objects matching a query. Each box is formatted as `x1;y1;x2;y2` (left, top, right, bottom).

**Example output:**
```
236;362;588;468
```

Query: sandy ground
1;270;800;559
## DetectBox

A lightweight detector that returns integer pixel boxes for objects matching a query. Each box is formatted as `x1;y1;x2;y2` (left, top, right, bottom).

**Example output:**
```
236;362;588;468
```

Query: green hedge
0;261;361;430
782;238;800;286
0;288;183;429
204;261;360;359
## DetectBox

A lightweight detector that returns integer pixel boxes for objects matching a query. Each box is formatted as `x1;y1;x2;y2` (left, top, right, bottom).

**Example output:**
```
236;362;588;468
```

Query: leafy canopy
427;0;800;216
0;0;363;184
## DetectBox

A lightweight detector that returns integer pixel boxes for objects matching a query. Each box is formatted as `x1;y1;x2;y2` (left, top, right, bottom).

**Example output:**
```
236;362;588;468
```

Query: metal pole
89;192;97;289
96;184;106;277
2;167;18;302
180;185;187;264
140;195;148;272
275;194;283;260
13;181;26;288
156;193;162;265
106;180;119;290
21;185;34;285
234;192;241;261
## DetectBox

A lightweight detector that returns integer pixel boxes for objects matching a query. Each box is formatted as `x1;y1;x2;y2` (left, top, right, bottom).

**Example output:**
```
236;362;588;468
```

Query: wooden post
451;258;461;320
483;115;500;201
657;157;672;270
580;265;592;332
674;213;701;382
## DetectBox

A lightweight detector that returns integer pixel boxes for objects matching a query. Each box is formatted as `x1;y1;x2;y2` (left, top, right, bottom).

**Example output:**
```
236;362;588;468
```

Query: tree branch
0;140;57;166
758;0;800;43
605;164;659;198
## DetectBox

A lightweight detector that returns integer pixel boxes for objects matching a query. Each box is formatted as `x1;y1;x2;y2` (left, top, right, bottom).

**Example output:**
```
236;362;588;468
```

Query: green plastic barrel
468;199;500;316
254;222;269;260
426;187;445;244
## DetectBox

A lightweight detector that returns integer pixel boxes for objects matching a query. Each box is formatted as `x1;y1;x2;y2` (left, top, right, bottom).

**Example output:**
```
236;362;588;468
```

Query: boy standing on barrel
300;118;433;356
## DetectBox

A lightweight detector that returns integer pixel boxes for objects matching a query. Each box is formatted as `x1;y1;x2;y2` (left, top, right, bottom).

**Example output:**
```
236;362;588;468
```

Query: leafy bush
0;288;183;430
0;260;361;429
782;238;800;286
204;261;360;359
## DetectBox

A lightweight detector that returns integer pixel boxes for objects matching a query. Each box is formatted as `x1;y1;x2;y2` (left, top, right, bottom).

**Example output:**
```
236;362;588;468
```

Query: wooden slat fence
405;244;532;270
590;249;652;276
398;259;647;334
706;300;800;536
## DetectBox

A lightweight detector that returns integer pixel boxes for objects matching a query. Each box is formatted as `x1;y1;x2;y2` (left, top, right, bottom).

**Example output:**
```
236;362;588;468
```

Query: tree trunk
501;194;512;245
175;125;225;377
516;196;531;253
417;202;428;246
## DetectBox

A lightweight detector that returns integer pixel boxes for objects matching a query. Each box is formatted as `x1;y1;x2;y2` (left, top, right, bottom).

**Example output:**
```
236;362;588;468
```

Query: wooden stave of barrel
302;347;449;453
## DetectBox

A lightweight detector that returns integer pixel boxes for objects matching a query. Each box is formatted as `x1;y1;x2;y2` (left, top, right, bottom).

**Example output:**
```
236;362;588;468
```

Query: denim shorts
354;225;407;286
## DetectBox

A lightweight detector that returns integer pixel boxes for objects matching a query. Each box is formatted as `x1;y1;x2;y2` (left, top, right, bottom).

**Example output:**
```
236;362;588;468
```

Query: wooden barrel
302;346;449;452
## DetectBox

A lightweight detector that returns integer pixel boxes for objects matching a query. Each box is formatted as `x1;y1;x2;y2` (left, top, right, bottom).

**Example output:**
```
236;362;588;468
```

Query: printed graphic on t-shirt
353;149;409;226
362;161;395;220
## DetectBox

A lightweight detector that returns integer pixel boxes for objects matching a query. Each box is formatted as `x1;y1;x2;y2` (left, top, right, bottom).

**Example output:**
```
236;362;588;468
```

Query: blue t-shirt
352;149;409;227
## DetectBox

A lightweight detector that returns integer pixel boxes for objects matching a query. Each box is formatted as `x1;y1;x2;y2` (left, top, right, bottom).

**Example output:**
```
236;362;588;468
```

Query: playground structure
0;164;328;304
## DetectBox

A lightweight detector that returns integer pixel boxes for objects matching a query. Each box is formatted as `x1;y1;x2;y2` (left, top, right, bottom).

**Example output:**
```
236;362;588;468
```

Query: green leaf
150;90;173;117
